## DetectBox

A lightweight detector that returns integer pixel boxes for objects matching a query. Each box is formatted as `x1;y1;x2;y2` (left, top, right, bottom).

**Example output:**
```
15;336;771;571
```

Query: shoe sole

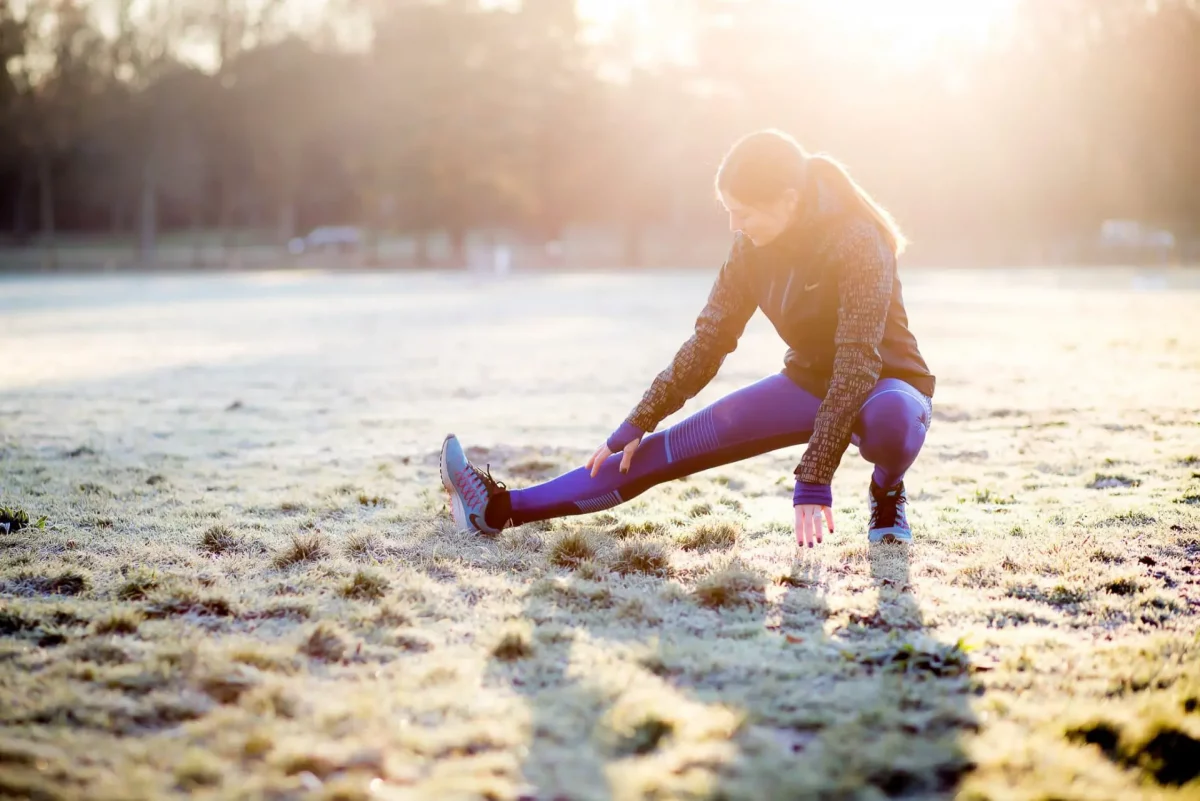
439;434;469;532
868;531;912;544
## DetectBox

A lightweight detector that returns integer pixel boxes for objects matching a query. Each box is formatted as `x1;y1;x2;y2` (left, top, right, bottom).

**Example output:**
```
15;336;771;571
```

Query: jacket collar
752;169;842;260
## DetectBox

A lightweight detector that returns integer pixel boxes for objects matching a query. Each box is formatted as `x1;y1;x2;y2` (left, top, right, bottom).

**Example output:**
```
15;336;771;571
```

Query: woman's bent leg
852;378;932;543
504;373;822;527
854;378;933;489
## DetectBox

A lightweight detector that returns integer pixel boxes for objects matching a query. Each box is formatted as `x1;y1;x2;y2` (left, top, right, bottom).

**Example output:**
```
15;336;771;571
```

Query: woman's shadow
485;534;978;800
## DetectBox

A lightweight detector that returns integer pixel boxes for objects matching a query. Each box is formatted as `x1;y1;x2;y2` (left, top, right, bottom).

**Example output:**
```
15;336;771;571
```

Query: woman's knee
857;390;928;458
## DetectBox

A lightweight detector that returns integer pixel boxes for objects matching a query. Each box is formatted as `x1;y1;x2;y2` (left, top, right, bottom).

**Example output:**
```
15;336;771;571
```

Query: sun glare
825;0;1017;59
575;0;1017;66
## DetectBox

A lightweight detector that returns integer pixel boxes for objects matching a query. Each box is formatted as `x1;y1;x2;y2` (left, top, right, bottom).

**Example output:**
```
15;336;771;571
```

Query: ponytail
807;154;908;257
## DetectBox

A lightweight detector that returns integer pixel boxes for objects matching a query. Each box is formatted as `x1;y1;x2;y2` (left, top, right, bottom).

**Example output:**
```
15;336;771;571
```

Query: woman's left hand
794;504;834;548
586;438;640;478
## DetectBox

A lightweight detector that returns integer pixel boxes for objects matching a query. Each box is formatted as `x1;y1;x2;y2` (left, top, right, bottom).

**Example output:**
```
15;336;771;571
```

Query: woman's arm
793;220;895;503
623;234;758;435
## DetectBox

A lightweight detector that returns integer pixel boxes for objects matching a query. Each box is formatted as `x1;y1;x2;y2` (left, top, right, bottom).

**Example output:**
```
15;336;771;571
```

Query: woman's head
715;128;907;255
715;129;809;247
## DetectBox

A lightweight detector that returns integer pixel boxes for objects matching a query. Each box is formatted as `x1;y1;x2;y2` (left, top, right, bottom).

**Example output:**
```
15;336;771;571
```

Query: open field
1;266;1199;800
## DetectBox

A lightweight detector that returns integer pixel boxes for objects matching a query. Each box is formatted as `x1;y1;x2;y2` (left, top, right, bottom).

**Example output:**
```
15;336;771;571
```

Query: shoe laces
871;484;907;529
455;463;506;509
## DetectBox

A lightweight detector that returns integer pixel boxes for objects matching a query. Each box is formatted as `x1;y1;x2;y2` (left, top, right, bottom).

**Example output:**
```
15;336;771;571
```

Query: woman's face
718;188;798;247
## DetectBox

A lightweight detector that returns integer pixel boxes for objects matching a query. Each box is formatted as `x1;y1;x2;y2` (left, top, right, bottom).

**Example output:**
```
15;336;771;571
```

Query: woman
440;129;935;548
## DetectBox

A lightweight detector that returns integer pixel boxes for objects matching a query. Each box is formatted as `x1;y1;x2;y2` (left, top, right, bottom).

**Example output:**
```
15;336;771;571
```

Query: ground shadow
489;531;979;800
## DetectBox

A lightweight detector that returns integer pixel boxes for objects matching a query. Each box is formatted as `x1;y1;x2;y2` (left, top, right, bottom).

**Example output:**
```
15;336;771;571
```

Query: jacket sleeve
626;235;757;433
795;221;894;486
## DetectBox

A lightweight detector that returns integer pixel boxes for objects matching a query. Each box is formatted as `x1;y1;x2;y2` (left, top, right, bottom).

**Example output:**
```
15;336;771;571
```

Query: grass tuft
1102;510;1157;527
273;532;326;568
340;569;389;601
549;530;597;568
230;645;300;675
1088;474;1142;490
117;569;161;601
1178;491;1200;506
199;524;242;554
1067;719;1200;787
575;560;607;581
0;609;36;635
93;610;142;635
300;623;349;662
972;488;1016;505
491;621;535;662
357;492;388;507
344;531;381;559
693;565;764;609
1104;577;1143;596
0;505;44;533
609;519;666;538
175;749;224;790
678;519;740;551
145;588;237;619
611;541;672;577
1091;548;1125;564
1006;582;1090;608
849;638;972;677
614;715;674;757
27;571;89;596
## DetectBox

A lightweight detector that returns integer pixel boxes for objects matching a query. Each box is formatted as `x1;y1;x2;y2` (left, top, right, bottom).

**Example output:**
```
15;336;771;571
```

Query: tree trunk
278;198;296;248
191;199;206;270
13;167;31;244
449;225;467;270
218;169;237;264
36;155;56;270
108;195;126;272
139;156;157;269
109;195;123;236
623;221;643;269
414;232;430;268
277;142;300;248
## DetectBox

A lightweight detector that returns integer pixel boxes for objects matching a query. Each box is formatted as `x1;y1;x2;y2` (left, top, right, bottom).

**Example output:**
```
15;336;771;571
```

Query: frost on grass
1;270;1199;800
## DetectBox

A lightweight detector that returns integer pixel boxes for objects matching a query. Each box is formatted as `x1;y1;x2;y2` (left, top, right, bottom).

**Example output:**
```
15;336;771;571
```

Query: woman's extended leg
498;373;822;527
440;373;821;533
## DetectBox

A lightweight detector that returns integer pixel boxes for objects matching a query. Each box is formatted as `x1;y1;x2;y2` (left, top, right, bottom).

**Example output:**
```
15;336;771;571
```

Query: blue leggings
508;374;932;526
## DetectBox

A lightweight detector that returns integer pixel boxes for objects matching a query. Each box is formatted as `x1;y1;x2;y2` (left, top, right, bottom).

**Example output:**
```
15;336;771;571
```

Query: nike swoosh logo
804;282;820;291
469;513;486;531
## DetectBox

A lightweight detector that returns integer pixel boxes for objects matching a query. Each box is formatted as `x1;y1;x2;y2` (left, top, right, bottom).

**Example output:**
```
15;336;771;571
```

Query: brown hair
715;128;908;256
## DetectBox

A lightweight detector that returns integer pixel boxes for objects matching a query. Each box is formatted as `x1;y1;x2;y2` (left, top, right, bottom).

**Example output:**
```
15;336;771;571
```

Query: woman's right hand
587;421;645;478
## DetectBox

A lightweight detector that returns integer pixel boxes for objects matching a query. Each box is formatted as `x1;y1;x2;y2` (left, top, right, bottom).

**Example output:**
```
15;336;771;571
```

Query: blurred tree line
1;0;1198;269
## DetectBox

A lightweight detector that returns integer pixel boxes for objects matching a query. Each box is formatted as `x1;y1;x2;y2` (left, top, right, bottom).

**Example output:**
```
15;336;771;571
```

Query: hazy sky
9;0;1018;75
